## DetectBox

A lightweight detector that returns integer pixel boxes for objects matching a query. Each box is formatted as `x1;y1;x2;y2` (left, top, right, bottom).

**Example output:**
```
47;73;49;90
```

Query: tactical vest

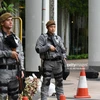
40;33;62;60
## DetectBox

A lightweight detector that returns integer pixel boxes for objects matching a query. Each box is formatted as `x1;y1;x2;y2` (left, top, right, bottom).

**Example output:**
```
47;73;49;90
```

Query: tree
58;0;88;17
58;0;88;55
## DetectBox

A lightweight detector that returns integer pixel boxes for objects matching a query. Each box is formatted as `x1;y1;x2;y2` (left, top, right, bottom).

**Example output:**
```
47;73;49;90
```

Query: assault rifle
17;61;25;93
49;35;70;80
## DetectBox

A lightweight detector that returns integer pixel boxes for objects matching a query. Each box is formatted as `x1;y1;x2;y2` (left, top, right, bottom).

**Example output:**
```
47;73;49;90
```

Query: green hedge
67;54;88;60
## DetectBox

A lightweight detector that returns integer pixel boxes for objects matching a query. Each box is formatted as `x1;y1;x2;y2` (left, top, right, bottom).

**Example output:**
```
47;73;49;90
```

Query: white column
88;0;100;71
66;14;70;55
25;0;42;71
54;0;57;34
42;0;49;33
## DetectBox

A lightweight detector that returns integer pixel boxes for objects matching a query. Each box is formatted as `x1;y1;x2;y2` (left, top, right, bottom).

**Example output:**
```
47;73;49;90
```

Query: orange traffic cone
22;96;28;100
74;67;91;98
60;94;66;100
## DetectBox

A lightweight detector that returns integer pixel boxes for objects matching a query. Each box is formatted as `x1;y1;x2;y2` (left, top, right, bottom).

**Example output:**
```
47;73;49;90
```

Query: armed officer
0;12;24;100
35;20;67;100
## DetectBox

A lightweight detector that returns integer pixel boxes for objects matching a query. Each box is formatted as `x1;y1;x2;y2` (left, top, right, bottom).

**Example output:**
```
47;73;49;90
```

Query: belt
44;57;62;61
0;65;17;70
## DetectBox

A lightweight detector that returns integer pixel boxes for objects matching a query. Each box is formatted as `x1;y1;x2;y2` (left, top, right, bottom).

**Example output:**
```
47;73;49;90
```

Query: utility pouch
62;59;70;80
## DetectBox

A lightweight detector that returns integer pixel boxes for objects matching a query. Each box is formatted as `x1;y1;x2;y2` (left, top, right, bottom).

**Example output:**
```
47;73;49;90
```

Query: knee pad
45;79;50;86
56;79;63;87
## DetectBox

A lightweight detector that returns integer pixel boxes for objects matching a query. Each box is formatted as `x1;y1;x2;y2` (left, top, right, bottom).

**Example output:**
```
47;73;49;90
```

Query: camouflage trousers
0;69;19;100
41;60;64;100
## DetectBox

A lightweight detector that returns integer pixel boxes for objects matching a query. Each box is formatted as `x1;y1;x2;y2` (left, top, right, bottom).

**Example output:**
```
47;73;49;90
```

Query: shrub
67;54;88;60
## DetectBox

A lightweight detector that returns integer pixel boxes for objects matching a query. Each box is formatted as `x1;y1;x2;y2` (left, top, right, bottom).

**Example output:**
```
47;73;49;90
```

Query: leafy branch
0;1;18;15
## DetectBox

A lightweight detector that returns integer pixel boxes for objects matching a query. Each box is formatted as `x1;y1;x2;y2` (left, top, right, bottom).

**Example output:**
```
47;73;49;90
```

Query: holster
38;65;43;76
38;60;44;76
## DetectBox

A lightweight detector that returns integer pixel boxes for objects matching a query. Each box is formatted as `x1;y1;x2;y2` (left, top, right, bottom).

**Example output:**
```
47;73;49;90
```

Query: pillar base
89;66;100;72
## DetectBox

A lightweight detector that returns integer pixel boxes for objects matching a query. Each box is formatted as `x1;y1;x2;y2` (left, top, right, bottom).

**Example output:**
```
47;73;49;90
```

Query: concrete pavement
33;59;100;100
45;70;100;100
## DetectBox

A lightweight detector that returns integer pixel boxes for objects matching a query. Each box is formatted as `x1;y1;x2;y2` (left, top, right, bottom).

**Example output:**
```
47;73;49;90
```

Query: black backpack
85;68;99;79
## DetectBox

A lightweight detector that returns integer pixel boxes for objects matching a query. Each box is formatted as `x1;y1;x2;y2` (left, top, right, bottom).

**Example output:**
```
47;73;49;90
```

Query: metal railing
13;17;23;42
